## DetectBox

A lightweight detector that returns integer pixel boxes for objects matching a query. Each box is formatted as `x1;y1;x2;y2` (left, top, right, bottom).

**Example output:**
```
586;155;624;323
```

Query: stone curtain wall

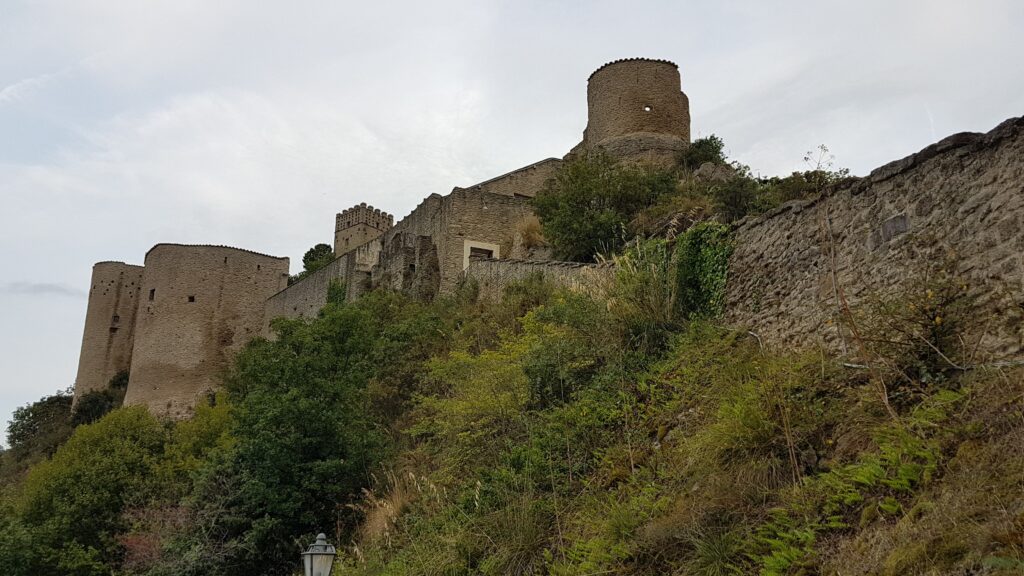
262;239;381;333
124;245;289;418
73;262;144;403
464;257;614;301
725;117;1024;360
263;254;351;332
458;158;562;198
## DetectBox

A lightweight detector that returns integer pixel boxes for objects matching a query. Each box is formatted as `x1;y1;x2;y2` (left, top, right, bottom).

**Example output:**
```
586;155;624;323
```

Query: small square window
187;295;196;303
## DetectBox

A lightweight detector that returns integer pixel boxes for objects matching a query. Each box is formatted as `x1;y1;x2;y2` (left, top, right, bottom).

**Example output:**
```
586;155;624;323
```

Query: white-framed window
463;240;500;269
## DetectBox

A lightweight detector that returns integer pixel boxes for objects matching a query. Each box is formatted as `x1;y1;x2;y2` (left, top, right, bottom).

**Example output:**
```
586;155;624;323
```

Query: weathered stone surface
73;262;144;405
123;245;289;418
464;257;614;301
456;158;561;199
725;116;1024;360
263;239;380;334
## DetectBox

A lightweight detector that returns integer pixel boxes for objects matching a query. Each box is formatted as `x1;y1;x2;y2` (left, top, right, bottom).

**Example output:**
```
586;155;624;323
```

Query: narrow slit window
148;289;155;301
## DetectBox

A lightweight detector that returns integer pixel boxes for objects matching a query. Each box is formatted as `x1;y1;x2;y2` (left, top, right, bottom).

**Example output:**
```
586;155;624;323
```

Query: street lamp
301;533;337;576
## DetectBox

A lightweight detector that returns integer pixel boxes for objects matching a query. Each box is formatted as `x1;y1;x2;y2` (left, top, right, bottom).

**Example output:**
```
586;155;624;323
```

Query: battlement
335;203;394;232
587;57;678;81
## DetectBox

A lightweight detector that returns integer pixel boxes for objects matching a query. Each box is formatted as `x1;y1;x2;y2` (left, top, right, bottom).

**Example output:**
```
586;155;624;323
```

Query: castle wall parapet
725;116;1024;360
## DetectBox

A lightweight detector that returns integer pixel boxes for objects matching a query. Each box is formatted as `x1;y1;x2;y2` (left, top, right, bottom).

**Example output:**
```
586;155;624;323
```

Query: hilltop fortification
72;57;1023;419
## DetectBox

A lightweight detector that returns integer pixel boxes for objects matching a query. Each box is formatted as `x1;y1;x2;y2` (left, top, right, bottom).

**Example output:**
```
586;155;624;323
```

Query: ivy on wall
673;222;733;319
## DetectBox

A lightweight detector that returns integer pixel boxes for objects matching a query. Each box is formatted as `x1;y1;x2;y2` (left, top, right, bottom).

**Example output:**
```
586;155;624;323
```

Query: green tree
197;296;402;575
4;390;73;464
17;407;166;575
533;153;676;261
289;243;337;285
302;243;335;274
677;134;727;171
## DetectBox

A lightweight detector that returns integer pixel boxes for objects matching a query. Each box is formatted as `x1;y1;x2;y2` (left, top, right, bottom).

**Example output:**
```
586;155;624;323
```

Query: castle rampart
72;262;144;404
456;158;562;198
69;59;1024;419
725;116;1024;360
263;238;381;331
123;244;289;418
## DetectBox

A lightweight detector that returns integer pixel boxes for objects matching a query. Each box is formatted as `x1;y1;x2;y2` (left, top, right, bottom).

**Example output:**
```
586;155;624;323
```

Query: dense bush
14;407;166;576
71;370;129;426
677;134;727;170
4;390;72;457
533;152;677;261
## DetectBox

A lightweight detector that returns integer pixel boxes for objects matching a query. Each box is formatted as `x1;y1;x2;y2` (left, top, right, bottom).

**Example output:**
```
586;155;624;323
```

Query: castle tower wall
123;244;289;418
73;262;144;403
334;203;393;255
579;58;690;165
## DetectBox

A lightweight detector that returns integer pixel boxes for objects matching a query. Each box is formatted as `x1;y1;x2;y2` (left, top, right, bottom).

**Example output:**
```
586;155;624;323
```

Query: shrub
533;152;676;261
677;135;727;171
4;390;72;458
71;370;129;426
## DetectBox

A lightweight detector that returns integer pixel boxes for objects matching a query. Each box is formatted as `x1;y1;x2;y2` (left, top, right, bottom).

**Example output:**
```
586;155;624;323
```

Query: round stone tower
123;244;289;418
73;261;144;404
577;57;690;165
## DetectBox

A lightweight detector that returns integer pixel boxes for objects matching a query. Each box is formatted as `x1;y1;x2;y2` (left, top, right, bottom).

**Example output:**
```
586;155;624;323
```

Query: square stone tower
334;203;394;256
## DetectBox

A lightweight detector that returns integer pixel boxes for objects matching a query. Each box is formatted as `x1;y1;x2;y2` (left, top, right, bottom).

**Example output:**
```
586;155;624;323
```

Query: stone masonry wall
577;58;690;165
73;262;144;404
375;194;444;296
262;239;381;333
124;244;289;418
464;257;614;301
725;117;1024;360
434;188;536;295
457;158;562;198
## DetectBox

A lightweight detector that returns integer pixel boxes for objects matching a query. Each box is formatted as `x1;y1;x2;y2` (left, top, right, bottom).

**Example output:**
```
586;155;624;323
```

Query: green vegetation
533;152;677;261
533;137;849;264
2;141;1019;575
290;242;337;285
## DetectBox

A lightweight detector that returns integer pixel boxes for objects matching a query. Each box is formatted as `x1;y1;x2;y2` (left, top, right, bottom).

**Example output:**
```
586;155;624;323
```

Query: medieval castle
73;58;692;417
72;57;1024;419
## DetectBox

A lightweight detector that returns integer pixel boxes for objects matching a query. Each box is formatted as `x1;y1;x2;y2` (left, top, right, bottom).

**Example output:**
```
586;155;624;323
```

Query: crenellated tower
334;203;394;255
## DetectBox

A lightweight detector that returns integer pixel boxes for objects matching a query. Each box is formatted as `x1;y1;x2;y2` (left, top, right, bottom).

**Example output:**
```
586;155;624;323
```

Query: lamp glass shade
301;533;336;576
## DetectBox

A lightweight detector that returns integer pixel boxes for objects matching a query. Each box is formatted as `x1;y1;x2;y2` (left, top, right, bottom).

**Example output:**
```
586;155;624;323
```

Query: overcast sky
1;0;1022;439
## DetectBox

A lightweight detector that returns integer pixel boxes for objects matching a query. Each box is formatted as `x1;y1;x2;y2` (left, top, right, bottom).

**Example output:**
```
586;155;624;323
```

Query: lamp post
301;533;337;576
